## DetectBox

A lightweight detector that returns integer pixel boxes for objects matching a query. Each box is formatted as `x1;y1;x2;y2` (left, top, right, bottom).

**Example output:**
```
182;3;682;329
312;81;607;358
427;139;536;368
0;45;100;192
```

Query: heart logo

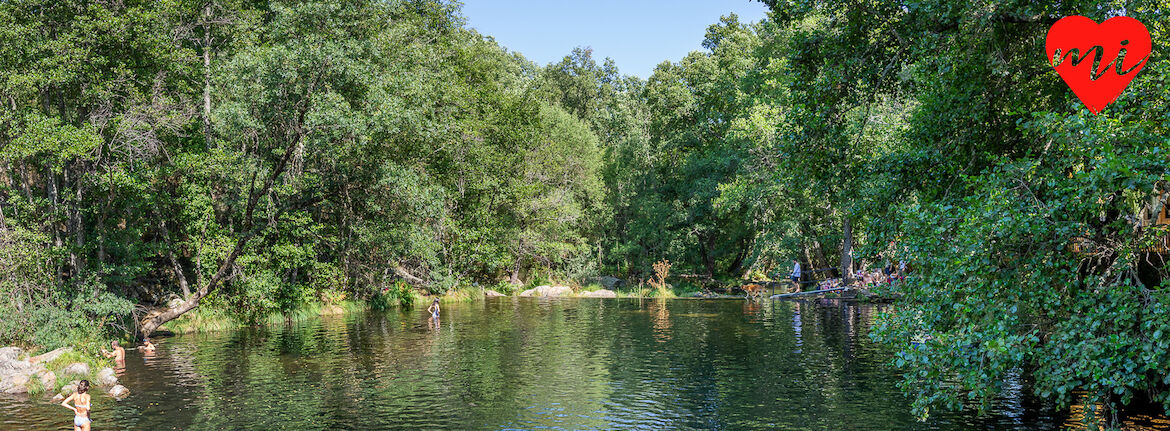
1046;16;1151;114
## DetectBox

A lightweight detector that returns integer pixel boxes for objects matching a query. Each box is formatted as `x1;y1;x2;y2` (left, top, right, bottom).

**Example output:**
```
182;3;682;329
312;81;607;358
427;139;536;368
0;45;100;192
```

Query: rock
59;383;77;396
2;373;29;394
483;289;506;297
518;285;575;297
61;362;89;378
96;367;118;387
51;393;65;402
28;347;71;365
589;276;626;290
0;347;23;362
108;384;129;399
36;370;56;392
580;289;617;298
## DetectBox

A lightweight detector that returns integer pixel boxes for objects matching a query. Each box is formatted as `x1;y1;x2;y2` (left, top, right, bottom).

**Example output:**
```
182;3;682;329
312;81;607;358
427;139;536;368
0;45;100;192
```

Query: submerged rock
580;289;617;298
518;285;574;297
108;384;130;399
483;289;506;297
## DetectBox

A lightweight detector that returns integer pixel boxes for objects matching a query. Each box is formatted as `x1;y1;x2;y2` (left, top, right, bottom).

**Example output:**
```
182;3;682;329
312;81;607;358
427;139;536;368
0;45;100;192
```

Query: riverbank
0;346;127;399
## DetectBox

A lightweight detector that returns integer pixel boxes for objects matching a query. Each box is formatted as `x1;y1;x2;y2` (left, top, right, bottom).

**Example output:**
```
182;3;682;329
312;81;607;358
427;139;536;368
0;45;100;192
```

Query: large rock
61;362;89;378
0;347;23;363
580;289;617;298
59;382;78;397
483;289;506;297
96;367;118;387
36;370;56;392
518;285;574;297
589;276;626;290
29;347;71;365
108;384;130;399
2;373;29;394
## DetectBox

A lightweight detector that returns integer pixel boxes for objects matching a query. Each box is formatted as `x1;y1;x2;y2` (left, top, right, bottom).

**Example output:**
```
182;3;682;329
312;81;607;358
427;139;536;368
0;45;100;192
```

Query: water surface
1;298;1166;430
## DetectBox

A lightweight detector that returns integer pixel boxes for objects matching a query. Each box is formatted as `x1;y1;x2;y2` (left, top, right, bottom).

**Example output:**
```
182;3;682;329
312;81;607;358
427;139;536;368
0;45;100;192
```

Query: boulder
51;393;66;402
0;347;23;362
96;367;118;387
29;347;71;365
59;382;77;397
36;370;56;392
61;362;89;378
591;276;626;290
518;285;574;297
580;289;617;298
2;373;29;394
483;289;506;297
108;384;130;399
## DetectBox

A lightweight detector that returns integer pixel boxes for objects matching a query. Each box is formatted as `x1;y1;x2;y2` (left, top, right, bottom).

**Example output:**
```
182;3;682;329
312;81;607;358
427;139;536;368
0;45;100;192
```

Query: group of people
787;256;910;293
62;337;157;430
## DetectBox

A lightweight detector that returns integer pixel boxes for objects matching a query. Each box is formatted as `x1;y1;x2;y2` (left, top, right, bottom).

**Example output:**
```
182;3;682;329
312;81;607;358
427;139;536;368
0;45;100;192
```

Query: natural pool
1;297;1167;430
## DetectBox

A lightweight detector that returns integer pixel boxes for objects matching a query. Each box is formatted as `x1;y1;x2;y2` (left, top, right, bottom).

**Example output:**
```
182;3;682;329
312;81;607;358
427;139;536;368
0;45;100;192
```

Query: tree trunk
202;2;213;145
140;125;306;336
841;216;854;284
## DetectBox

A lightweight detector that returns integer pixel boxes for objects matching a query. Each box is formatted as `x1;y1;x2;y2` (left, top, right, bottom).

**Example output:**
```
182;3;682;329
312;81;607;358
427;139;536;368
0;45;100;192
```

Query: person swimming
61;379;91;431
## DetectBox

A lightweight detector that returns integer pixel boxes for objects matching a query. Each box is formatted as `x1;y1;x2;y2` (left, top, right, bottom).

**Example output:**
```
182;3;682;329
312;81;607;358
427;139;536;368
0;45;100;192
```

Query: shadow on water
1;297;1167;430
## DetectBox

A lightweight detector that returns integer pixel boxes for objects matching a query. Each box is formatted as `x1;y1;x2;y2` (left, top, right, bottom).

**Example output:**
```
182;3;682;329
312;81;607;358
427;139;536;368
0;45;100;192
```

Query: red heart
1046;16;1151;114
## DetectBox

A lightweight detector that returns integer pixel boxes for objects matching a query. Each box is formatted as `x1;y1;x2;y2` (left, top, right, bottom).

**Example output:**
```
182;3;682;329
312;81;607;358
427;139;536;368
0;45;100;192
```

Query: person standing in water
101;340;125;370
61;379;92;431
427;298;440;318
141;337;157;353
790;259;802;293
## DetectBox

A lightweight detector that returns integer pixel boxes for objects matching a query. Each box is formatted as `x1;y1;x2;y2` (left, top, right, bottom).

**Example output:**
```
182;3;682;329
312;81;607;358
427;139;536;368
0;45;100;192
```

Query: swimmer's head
77;380;90;394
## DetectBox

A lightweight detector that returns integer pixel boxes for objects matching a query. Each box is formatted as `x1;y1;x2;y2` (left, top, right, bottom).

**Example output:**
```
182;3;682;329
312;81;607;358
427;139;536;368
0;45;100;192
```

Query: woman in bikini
61;379;92;431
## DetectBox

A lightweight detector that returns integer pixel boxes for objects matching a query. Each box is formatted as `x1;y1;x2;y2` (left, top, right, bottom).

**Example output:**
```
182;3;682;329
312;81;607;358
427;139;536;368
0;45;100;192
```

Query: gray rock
96;367;118;387
483;289;506;297
108;384;130;399
589;276;627;289
61;362;89;378
3;373;29;394
59;383;77;396
37;370;56;392
518;285;574;297
51;392;66;402
580;289;617;298
0;347;23;362
28;347;71;365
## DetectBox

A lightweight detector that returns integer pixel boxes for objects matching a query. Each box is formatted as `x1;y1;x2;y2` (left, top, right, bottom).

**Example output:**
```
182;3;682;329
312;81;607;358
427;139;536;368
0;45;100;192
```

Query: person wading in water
61;379;92;431
790;259;802;293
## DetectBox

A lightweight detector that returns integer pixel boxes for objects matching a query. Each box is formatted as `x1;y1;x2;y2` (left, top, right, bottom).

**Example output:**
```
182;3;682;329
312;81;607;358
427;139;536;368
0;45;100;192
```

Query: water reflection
0;298;1151;430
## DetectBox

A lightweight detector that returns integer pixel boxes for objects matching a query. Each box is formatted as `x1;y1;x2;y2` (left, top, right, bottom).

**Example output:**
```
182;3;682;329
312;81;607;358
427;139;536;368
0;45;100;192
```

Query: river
2;297;1167;430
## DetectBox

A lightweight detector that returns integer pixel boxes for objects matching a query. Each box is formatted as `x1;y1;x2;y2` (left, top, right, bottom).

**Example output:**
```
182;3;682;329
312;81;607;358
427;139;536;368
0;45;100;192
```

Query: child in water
61;379;91;431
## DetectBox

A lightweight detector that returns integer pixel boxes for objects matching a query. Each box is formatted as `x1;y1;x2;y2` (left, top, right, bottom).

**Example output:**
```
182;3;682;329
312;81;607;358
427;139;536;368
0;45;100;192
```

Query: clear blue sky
461;1;770;79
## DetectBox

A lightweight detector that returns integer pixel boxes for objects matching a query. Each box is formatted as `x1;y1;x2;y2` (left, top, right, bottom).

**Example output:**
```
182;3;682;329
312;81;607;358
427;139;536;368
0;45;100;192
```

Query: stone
591;276;626;290
580;289;617;298
483;289;506;297
0;347;23;362
51;393;65;402
518;285;574;297
108;384;130;399
59;383;77;396
3;373;29;394
61;362;89;378
96;367;118;387
28;347;71;365
36;370;56;392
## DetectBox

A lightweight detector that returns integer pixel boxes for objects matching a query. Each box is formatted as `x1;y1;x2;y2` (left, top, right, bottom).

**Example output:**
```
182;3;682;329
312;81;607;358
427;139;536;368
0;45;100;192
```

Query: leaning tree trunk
140;127;305;336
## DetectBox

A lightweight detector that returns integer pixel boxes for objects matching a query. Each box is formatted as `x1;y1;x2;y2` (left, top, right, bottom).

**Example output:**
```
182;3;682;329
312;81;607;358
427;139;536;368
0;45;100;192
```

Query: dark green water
1;298;1162;430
